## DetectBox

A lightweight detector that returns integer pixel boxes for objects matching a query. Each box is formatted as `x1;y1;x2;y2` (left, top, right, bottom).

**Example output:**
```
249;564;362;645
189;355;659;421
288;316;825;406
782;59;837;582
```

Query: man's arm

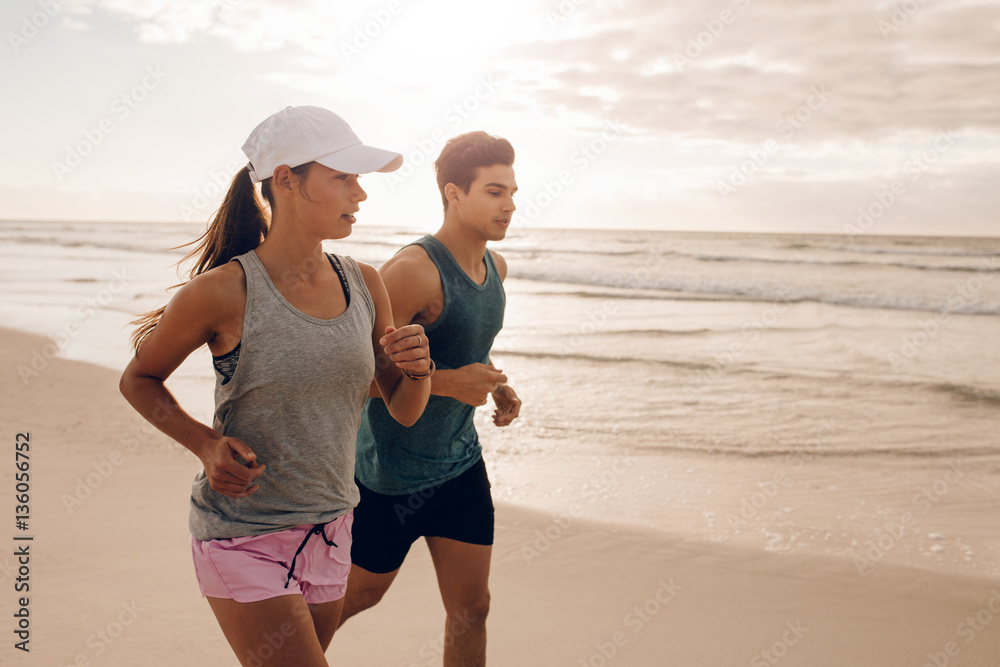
378;246;507;408
485;251;521;426
359;262;431;427
487;356;521;427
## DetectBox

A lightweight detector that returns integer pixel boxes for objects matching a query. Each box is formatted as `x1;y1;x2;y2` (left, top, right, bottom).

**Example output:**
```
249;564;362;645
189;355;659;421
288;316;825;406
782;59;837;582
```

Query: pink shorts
191;511;353;604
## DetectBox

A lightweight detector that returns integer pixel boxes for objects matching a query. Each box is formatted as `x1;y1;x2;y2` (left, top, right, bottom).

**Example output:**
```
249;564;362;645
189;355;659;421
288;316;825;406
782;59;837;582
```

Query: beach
2;326;1000;666
2;220;1000;665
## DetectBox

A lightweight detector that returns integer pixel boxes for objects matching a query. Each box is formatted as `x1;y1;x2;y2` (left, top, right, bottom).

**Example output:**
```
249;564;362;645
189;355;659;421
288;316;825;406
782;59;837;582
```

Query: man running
340;131;521;666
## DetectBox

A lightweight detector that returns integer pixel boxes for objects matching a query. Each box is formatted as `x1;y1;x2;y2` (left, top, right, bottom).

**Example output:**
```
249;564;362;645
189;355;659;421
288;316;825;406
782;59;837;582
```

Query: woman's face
288;163;369;240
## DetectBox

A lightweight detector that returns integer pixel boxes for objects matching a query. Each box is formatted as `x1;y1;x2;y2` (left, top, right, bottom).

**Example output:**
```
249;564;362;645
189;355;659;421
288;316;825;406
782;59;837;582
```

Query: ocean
2;220;998;577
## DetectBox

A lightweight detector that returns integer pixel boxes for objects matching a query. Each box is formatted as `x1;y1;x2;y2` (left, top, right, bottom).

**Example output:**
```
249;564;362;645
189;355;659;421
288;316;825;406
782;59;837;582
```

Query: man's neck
433;221;488;278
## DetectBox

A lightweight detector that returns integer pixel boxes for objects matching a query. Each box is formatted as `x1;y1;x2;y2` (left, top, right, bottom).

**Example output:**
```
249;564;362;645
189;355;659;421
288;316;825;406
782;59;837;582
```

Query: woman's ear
271;165;295;197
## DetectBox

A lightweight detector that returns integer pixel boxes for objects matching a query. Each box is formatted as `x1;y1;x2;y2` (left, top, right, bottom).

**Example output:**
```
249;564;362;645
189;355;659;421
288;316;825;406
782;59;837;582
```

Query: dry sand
2;326;998;666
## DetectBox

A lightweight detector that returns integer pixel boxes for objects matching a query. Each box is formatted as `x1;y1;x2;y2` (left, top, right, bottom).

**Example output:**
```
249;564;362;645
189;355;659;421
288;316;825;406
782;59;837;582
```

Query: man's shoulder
488;248;507;281
382;244;437;274
379;244;442;295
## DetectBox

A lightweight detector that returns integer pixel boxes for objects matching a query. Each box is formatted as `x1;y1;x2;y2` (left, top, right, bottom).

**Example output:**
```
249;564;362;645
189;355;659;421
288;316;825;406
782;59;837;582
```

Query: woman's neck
255;222;329;287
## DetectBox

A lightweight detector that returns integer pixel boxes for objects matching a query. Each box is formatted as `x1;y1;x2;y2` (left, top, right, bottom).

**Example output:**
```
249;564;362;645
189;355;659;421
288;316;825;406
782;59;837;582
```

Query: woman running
120;106;433;666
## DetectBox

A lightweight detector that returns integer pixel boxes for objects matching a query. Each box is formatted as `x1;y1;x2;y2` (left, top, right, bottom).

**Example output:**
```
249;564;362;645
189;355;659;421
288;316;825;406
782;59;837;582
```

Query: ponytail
187;165;270;277
128;166;269;351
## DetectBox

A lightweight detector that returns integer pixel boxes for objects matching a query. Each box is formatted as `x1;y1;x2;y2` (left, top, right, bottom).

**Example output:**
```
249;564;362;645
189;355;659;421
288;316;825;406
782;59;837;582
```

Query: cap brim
314;143;403;174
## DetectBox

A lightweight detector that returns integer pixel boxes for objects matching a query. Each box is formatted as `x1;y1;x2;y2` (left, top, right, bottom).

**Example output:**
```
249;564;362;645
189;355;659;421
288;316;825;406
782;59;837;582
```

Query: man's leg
341;476;419;628
337;564;400;627
425;537;492;667
310;598;346;651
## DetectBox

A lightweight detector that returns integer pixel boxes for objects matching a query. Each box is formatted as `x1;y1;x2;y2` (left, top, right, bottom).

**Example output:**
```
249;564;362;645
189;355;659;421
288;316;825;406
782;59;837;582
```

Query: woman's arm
119;266;265;498
374;247;507;407
360;262;432;427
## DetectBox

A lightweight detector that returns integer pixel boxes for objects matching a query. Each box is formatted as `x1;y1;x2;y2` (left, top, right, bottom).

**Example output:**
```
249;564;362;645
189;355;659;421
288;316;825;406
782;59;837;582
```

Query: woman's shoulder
194;260;247;296
353;260;382;293
170;261;247;317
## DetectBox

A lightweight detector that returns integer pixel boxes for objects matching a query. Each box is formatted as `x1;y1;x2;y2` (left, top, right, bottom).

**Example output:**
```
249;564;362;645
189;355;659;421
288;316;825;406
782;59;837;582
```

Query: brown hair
128;163;312;350
434;131;514;209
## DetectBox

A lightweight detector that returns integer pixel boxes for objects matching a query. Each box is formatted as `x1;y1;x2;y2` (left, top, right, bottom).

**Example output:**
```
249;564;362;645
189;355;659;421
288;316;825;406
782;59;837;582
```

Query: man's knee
448;591;490;625
344;564;399;616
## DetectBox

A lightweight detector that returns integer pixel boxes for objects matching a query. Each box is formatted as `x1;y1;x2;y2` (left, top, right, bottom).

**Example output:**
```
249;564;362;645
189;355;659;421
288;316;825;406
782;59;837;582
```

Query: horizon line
0;218;997;241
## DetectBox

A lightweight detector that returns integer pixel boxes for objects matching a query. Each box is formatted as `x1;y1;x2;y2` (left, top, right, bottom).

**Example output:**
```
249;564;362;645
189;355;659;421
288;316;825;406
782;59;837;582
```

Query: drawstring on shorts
284;518;339;589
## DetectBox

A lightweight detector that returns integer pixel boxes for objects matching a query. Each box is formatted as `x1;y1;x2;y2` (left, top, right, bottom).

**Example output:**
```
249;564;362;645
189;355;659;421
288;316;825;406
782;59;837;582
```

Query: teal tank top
355;235;505;495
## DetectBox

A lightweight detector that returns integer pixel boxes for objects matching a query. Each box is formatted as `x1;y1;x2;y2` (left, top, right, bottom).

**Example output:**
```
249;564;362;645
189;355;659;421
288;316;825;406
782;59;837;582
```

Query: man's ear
444;182;462;206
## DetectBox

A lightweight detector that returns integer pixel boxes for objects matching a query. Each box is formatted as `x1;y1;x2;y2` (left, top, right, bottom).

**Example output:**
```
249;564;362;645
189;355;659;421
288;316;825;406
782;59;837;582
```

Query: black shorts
351;457;495;574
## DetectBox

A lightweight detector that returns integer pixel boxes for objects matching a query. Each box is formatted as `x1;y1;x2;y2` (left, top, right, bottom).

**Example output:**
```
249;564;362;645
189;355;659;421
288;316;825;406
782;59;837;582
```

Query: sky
1;0;998;235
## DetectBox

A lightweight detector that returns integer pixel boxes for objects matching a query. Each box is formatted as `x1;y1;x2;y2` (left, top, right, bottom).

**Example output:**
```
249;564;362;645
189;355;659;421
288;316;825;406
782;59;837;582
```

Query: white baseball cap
241;106;403;183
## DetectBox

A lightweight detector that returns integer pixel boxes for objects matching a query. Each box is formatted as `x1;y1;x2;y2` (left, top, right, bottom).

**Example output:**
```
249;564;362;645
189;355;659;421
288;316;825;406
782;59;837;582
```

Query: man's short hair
435;131;515;209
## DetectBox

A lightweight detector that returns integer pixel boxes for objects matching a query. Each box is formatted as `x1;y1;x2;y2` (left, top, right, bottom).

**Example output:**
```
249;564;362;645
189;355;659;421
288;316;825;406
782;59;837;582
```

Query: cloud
58;0;1000;146
63;0;350;55
14;0;997;232
496;0;1000;143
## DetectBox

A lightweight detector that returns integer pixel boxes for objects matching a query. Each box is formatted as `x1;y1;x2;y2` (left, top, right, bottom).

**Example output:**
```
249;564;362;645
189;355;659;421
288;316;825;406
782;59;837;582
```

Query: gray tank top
189;249;375;540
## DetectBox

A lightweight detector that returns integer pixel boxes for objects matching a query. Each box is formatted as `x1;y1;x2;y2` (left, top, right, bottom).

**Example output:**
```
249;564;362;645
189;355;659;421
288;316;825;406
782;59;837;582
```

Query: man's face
453;163;517;241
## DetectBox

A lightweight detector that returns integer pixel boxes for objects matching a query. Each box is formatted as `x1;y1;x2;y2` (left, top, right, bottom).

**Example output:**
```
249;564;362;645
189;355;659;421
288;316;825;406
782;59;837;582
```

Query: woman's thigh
208;594;331;667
